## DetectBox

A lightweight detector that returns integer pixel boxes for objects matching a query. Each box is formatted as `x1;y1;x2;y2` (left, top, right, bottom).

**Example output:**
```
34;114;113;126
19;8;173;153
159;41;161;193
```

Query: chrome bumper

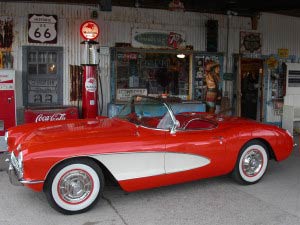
8;162;23;186
0;152;23;186
0;152;43;186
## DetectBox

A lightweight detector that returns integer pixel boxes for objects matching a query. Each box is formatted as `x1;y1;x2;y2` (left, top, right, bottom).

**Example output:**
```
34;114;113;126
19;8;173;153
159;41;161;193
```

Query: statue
205;62;221;113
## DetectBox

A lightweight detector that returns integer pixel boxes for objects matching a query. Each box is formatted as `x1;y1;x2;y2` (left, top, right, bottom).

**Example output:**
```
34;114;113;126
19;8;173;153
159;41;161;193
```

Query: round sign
80;21;100;40
85;78;97;92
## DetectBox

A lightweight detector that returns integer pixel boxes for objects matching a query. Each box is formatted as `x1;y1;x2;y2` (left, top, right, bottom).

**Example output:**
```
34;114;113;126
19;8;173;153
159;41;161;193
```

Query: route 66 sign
28;14;57;44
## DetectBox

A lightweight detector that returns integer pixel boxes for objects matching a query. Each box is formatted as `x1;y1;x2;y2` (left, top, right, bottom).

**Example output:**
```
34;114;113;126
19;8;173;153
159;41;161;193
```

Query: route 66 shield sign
28;14;57;44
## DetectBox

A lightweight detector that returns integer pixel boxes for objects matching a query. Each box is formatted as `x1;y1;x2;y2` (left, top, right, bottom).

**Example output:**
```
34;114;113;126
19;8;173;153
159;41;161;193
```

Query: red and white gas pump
80;21;100;118
0;69;16;136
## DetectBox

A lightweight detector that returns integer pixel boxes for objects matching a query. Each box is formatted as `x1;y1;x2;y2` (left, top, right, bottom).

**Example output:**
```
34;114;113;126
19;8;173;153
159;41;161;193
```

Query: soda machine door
0;70;16;136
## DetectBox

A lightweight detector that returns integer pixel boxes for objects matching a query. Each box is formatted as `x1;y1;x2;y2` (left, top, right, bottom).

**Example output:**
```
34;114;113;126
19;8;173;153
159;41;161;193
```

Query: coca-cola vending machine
24;106;78;123
0;69;16;136
80;21;100;118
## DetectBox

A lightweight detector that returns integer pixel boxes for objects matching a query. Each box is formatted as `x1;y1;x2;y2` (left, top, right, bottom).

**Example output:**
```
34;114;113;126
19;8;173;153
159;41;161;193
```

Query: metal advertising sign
28;14;57;44
132;29;185;49
116;88;147;101
80;21;100;40
240;31;261;54
278;48;289;58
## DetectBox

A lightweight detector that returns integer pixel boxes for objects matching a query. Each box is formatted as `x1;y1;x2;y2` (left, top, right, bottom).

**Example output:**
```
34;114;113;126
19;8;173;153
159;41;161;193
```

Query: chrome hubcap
58;170;93;204
242;149;263;177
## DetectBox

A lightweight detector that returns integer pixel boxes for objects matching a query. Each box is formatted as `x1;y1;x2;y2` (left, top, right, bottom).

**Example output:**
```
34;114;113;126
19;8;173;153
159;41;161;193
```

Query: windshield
115;95;175;129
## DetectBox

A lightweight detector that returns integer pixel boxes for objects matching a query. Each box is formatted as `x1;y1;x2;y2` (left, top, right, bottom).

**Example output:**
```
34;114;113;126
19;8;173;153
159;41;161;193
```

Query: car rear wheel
44;158;104;214
232;140;269;185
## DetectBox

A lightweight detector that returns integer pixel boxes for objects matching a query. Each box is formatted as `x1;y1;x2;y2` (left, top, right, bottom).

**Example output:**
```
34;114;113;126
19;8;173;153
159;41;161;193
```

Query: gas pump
80;21;100;118
0;69;16;136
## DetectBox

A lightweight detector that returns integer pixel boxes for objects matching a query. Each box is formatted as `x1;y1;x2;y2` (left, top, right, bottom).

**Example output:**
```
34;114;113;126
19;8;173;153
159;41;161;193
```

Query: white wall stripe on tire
51;164;100;212
238;144;268;183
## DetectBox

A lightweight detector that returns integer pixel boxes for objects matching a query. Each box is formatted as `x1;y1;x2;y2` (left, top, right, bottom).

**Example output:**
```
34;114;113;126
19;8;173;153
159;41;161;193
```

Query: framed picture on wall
240;31;262;54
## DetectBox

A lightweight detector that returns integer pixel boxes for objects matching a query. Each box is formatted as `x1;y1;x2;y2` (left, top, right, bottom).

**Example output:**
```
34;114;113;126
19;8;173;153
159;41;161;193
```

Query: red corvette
1;95;294;214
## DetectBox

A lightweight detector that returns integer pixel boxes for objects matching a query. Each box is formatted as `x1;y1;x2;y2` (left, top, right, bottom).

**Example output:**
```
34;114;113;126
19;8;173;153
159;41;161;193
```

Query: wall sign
278;48;289;58
80;21;100;40
132;29;185;49
240;31;261;54
116;88;147;101
28;14;57;44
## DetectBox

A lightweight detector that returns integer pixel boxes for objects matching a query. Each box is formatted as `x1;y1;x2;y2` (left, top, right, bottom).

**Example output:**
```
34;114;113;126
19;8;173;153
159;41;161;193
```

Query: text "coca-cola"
35;113;67;123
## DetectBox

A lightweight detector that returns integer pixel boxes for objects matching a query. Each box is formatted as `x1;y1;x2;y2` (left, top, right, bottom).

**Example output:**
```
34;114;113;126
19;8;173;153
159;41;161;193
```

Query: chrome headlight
11;151;23;179
17;151;23;168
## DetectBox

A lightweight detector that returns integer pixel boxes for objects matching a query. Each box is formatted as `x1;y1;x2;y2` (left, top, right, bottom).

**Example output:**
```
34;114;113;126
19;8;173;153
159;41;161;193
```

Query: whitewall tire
232;140;269;185
44;159;104;214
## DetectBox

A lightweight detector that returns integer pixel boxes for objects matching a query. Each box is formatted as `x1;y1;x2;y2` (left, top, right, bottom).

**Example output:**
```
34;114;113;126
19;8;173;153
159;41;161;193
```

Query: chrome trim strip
8;162;44;185
20;179;44;184
182;118;218;130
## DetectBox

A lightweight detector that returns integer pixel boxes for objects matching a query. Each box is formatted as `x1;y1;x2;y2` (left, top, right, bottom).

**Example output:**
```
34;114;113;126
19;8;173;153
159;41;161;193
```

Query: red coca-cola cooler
24;106;79;123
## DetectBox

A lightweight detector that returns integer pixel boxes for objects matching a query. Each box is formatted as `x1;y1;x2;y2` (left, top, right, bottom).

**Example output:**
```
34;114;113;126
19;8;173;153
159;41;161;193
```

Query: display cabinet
22;46;63;106
111;48;192;103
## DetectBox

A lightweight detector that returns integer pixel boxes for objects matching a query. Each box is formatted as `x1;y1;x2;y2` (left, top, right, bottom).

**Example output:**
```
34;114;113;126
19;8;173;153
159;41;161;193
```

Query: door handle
8;98;12;103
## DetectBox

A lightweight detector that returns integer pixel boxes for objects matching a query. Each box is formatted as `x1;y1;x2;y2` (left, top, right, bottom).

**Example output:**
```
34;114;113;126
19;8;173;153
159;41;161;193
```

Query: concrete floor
0;136;6;151
0;137;299;225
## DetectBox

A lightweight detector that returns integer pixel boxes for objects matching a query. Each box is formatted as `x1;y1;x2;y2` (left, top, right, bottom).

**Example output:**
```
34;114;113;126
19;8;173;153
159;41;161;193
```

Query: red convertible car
1;95;294;214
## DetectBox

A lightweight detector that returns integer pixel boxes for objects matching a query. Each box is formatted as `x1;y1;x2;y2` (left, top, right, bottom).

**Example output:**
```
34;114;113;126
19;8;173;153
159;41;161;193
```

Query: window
113;49;191;102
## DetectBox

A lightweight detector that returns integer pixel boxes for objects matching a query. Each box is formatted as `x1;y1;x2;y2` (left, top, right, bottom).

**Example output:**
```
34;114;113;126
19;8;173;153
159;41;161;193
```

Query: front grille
10;152;23;179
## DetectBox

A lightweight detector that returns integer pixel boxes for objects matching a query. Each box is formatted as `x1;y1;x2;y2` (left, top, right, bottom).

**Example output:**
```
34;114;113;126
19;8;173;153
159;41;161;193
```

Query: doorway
237;58;264;121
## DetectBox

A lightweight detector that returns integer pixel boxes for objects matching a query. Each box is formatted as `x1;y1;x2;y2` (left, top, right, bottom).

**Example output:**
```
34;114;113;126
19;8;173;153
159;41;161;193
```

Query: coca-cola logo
35;113;67;123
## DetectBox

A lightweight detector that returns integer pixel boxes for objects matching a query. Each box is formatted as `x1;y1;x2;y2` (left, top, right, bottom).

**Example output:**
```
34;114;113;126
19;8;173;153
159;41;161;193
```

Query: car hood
8;117;136;150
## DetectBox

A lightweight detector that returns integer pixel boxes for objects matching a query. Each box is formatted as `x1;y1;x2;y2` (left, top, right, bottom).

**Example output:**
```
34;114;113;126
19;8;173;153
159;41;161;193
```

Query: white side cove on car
91;152;211;181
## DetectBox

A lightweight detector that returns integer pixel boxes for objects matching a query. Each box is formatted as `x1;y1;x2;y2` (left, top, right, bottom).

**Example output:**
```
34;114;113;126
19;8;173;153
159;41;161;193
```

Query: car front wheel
232;140;269;185
44;158;104;214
